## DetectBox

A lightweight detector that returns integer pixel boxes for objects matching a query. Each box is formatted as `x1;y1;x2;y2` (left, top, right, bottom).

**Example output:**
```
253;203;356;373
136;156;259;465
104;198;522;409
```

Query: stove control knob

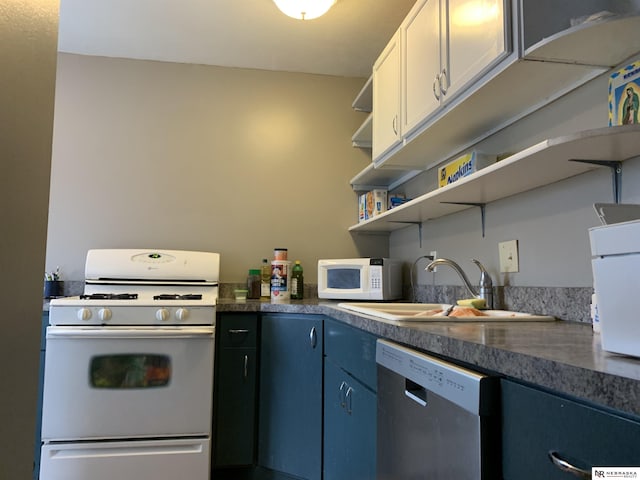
77;308;92;321
176;308;190;322
98;308;112;322
156;308;170;322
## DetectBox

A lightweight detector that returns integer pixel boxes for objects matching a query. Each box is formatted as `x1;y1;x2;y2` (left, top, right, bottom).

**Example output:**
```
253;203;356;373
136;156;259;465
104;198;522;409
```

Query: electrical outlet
429;251;437;271
499;240;519;273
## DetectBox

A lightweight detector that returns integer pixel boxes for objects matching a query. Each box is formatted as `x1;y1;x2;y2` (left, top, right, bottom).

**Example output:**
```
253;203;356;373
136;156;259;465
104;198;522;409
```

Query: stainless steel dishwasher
376;339;500;479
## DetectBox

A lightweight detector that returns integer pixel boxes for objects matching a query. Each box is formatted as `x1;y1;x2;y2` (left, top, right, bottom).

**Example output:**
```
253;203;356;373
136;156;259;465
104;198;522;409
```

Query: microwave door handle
46;327;214;340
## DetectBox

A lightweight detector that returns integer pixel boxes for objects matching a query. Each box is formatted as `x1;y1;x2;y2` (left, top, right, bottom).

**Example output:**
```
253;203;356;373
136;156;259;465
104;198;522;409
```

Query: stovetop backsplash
49;280;592;323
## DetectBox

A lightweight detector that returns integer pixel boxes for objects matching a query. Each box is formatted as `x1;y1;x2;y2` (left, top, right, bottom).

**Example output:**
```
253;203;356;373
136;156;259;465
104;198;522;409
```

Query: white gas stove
49;249;220;326
41;248;220;480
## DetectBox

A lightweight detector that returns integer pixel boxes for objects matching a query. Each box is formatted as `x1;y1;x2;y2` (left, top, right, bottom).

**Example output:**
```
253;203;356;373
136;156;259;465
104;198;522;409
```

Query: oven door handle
46;326;215;340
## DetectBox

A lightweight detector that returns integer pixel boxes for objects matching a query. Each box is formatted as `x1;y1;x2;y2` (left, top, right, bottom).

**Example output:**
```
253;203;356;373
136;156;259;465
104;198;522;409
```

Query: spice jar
247;269;261;299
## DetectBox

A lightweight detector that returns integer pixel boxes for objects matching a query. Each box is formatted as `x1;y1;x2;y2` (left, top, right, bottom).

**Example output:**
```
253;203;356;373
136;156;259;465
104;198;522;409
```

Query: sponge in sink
456;298;486;309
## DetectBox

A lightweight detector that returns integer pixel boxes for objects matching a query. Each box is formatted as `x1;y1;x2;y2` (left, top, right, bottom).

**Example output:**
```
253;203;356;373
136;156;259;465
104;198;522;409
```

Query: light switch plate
499;240;519;273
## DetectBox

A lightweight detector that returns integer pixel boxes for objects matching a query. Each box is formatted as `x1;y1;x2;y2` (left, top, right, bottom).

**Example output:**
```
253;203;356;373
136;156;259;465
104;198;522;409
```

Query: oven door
41;326;214;441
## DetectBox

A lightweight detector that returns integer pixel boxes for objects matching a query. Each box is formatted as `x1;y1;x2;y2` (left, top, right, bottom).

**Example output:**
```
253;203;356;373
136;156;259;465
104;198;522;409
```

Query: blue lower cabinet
258;314;323;480
323;359;376;480
323;318;378;479
502;379;640;479
213;314;259;468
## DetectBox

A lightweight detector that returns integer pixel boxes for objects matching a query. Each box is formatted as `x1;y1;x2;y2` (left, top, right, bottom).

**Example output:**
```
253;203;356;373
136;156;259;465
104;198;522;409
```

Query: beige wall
46;54;386;283
0;0;58;478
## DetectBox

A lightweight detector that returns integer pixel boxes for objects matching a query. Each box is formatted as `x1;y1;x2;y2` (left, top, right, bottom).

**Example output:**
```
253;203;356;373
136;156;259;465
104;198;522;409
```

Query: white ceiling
58;0;416;78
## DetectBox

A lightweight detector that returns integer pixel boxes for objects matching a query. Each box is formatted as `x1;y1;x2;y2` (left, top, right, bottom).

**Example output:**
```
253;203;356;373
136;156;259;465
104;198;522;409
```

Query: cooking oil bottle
260;258;271;298
291;260;304;300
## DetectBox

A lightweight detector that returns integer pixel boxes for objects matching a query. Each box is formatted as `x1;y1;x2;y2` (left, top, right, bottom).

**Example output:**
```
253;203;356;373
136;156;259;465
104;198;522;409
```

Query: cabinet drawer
217;314;258;348
502;379;640;479
324;319;377;391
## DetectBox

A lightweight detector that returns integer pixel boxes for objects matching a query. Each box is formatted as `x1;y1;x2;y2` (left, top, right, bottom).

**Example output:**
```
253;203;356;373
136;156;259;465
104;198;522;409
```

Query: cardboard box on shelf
358;189;387;222
609;60;640;126
388;193;409;209
358;194;367;222
437;151;496;188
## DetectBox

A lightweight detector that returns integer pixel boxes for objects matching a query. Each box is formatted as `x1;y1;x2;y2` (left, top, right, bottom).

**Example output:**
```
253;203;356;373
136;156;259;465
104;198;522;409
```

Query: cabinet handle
433;74;441;101
309;326;317;349
339;381;347;408
228;329;249;334
392;115;398;135
345;386;354;415
243;354;249;380
548;451;591;479
440;68;449;95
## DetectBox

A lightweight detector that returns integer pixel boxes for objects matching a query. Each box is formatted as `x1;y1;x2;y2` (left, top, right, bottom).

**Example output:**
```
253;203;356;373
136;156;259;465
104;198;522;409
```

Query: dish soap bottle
291;260;304;300
260;258;271;298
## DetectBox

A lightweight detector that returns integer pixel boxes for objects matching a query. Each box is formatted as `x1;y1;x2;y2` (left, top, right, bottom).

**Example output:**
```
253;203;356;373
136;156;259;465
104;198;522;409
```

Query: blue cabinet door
214;314;258;467
502;379;640;479
323;359;376;480
258;314;323;480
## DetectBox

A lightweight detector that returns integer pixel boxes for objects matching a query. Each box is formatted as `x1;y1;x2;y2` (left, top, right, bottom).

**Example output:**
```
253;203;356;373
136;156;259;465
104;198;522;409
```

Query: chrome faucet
425;258;493;309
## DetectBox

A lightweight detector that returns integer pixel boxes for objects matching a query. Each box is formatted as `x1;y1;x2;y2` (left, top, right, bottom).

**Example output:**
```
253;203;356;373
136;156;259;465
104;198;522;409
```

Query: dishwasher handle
405;379;428;407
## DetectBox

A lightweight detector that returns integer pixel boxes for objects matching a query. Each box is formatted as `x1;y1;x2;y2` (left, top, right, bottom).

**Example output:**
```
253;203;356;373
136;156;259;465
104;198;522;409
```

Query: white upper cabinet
401;0;441;135
446;0;508;99
401;0;508;138
372;30;402;161
361;0;640;178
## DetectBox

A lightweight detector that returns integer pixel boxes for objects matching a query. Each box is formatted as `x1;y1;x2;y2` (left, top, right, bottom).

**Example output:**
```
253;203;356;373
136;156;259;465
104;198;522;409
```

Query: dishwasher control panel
376;339;488;415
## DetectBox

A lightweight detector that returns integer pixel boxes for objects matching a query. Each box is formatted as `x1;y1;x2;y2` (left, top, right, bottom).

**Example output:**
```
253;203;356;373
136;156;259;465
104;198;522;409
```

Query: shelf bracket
441;202;487;237
389;221;423;247
569;159;622;204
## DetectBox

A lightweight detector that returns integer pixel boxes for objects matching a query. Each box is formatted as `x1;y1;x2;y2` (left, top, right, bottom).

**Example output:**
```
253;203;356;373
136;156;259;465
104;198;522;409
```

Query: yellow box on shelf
438;151;496;188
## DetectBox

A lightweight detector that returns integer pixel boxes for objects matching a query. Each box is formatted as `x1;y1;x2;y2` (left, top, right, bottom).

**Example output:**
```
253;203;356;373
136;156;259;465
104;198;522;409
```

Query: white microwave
317;258;403;300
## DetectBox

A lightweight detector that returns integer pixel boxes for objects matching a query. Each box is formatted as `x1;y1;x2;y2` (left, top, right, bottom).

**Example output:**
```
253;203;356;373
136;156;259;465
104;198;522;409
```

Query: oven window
90;354;171;389
327;268;361;289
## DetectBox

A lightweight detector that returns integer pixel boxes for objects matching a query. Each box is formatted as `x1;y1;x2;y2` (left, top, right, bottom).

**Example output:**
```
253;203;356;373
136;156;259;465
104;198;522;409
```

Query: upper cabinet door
402;0;442;135
372;30;402;162
445;0;509;98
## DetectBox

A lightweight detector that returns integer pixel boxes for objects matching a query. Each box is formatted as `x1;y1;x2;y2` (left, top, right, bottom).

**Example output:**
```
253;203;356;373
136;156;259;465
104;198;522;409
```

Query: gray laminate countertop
217;298;640;419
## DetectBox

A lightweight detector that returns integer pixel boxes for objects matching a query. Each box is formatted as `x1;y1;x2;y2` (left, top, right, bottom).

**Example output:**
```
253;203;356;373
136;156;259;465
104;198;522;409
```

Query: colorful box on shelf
388;193;409;209
609;60;640;126
437;151;496;188
359;189;388;222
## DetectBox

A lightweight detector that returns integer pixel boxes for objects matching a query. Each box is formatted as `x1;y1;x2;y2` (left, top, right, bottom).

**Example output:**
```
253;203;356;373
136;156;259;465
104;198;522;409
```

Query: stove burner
80;293;139;300
153;294;203;300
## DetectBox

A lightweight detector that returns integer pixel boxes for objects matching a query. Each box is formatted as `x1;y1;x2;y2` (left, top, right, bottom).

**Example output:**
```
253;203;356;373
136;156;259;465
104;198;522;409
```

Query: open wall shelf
349;125;640;233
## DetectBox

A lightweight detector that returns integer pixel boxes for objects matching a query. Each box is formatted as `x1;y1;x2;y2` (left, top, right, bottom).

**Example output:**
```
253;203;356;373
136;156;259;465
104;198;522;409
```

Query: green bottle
291;260;304;300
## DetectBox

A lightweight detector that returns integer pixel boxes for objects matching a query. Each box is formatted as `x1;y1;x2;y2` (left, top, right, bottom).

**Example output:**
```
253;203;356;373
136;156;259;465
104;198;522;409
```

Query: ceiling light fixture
273;0;337;20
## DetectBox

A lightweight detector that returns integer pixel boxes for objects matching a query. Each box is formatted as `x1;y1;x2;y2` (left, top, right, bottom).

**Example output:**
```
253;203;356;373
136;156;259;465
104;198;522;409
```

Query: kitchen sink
338;302;555;322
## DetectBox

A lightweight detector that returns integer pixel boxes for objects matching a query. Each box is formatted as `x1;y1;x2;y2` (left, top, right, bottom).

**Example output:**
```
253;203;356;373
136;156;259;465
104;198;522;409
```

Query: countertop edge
217;300;640;418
